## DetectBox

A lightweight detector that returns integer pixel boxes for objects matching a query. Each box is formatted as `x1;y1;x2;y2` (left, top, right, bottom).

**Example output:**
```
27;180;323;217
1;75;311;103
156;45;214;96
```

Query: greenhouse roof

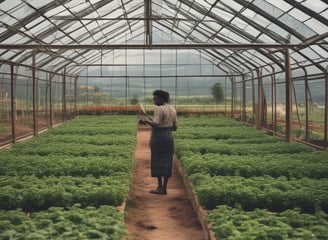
0;0;327;76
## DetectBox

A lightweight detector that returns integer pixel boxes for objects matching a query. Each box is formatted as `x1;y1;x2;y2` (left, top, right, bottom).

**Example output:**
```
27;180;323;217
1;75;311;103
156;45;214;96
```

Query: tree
211;83;224;104
130;95;139;105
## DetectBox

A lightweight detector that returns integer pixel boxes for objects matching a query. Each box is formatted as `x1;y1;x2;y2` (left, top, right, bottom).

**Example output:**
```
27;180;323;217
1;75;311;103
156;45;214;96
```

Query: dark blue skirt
150;127;174;178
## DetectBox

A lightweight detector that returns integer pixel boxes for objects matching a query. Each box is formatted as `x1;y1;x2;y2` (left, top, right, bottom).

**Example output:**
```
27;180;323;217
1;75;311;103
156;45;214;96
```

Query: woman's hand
171;125;177;131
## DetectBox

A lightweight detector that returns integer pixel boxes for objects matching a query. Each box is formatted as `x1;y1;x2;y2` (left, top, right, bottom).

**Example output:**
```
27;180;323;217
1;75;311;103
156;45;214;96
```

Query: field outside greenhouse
0;114;327;239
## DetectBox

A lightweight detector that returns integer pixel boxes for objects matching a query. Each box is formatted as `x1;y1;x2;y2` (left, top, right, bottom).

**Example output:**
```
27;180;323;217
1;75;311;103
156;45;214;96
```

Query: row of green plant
176;140;313;156
0;204;126;240
190;174;328;212
22;134;136;145
178;152;328;179
207;205;328;240
174;115;328;239
8;142;133;157
0;155;133;178
0;115;138;239
0;174;129;211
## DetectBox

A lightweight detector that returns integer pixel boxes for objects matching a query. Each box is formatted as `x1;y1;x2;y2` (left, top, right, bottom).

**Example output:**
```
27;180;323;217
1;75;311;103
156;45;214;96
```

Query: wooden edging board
173;156;216;240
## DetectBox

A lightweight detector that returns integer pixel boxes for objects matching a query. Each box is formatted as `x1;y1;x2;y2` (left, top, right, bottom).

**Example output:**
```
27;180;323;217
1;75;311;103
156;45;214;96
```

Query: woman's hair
153;90;169;103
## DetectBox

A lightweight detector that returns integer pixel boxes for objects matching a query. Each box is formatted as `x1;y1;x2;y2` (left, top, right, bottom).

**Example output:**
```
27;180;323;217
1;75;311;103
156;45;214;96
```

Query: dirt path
124;125;206;240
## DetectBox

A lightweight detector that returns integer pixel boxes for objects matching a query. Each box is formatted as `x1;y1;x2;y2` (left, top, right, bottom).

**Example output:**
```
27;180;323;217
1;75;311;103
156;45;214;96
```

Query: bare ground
124;125;206;240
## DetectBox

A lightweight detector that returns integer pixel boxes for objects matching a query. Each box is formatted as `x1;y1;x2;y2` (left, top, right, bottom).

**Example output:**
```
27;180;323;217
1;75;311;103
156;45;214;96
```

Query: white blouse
152;104;177;128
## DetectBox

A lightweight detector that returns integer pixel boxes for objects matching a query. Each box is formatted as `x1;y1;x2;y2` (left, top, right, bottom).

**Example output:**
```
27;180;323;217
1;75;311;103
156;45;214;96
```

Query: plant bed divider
174;156;216;240
116;201;126;214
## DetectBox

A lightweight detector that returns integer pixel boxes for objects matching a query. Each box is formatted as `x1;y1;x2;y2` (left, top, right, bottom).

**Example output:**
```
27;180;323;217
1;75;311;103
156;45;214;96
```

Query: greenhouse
0;0;327;239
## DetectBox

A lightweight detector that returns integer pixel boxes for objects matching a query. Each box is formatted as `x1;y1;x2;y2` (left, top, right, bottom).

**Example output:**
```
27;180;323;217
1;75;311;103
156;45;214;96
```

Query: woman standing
140;90;177;194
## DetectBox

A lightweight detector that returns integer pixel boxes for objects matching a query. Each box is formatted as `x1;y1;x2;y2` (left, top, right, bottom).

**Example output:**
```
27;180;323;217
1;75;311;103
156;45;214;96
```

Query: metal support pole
160;49;162;89
175;49;178;109
10;64;16;143
143;49;146;100
303;67;310;142
62;69;67;122
271;70;277;133
230;75;235;119
242;74;246;122
74;77;78;117
285;48;293;142
324;65;328;149
256;68;264;129
49;73;53;127
45;72;50;128
125;46;128;112
251;71;255;124
145;0;152;47
224;77;227;115
32;50;38;136
86;67;89;106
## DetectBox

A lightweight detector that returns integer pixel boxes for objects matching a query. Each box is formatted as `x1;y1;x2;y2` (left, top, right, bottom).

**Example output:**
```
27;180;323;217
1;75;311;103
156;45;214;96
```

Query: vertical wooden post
285;48;293;142
10;64;16;143
175;49;178;109
49;73;53;127
271;70;277;133
251;71;255;124
125;47;128;113
62;69;67;122
230;75;235;119
224;77;227;115
74;77;78;117
324;65;328;149
45;72;49;128
32;51;38;136
256;68;263;129
242;74;246;122
303;67;310;142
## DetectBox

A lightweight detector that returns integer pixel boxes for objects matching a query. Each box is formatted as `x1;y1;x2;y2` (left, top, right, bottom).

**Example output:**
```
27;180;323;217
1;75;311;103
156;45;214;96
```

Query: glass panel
113;50;126;65
290;51;307;63
307;78;326;146
278;14;315;38
250;11;272;27
266;23;289;40
203;17;222;32
26;19;51;36
162;49;176;64
304;18;328;34
302;0;327;13
145;65;160;76
220;0;244;12
0;64;12;144
256;33;277;43
288;8;310;22
127;50;144;64
304;65;323;75
15;66;34;137
299;47;321;60
219;29;248;43
145;50;161;64
177;50;200;64
195;0;212;9
213;6;235;22
127;65;144;76
0;13;17;27
253;0;284;18
264;0;293;12
0;0;21;12
29;0;54;8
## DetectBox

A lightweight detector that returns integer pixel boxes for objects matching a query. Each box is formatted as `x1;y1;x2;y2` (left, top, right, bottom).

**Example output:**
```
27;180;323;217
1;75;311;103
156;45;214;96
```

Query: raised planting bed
174;115;328;240
0;115;138;239
0;204;127;240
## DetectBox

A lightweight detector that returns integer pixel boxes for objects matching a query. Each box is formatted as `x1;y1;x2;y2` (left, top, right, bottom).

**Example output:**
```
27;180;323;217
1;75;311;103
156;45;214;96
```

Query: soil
124;124;206;240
